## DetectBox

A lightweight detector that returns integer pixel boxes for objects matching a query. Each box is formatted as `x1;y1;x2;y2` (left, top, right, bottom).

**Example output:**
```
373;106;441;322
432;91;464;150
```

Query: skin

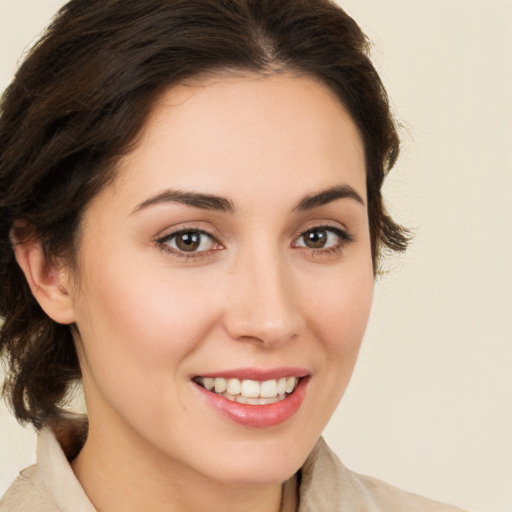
17;73;374;512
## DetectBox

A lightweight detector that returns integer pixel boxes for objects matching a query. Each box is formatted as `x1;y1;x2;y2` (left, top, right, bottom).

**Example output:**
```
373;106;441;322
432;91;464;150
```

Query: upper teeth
199;376;298;399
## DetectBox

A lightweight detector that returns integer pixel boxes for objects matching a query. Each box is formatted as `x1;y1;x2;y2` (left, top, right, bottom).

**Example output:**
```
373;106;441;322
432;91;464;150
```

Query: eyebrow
293;185;365;211
132;184;364;215
133;190;235;214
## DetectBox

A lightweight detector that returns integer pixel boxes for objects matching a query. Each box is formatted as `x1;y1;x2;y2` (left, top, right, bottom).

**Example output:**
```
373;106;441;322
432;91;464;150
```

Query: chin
209;458;303;488
192;432;315;487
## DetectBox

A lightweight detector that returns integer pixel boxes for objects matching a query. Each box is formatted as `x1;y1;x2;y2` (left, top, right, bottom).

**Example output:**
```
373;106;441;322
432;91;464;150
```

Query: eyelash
155;224;354;260
155;227;222;260
293;225;355;257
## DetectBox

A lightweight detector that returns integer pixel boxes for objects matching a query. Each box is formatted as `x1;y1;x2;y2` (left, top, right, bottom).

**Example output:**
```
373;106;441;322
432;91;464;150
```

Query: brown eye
294;226;351;251
302;228;329;249
162;230;217;253
175;231;201;251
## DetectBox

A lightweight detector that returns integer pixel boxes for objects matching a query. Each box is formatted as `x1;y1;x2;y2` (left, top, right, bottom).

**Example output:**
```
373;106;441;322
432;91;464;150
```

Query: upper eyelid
296;223;353;240
155;222;354;251
299;224;343;235
156;225;221;243
156;223;347;238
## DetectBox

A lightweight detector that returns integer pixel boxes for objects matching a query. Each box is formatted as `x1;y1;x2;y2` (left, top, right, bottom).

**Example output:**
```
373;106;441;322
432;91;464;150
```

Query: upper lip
194;367;310;381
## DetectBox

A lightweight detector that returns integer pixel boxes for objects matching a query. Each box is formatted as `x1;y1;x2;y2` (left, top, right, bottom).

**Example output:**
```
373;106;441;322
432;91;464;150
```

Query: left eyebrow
132;189;235;214
293;185;365;212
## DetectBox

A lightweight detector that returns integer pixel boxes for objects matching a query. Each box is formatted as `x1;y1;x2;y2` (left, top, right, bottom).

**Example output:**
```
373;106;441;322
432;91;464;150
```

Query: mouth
192;368;310;427
193;376;301;405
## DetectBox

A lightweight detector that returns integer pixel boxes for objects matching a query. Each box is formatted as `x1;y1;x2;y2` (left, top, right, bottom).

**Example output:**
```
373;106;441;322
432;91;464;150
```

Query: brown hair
0;0;408;429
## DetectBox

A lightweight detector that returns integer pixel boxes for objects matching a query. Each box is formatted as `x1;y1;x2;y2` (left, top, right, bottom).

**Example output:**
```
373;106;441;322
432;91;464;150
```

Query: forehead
105;73;366;211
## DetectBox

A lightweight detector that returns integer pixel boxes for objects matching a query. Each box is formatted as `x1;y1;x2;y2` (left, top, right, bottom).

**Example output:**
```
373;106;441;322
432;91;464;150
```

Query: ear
12;236;76;325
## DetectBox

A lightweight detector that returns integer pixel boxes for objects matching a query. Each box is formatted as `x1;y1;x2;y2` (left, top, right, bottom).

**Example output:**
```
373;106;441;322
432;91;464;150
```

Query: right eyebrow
293;184;365;212
131;189;236;215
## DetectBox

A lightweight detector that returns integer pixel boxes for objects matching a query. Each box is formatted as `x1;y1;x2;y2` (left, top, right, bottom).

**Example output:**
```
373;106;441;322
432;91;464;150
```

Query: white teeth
277;377;287;395
198;376;300;403
218;392;287;405
286;377;296;393
226;378;241;395
260;379;278;398
203;378;215;390
214;378;227;393
241;380;261;398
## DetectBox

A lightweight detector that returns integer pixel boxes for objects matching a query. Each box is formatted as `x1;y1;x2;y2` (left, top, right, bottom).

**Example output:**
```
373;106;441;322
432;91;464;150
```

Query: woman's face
69;73;373;486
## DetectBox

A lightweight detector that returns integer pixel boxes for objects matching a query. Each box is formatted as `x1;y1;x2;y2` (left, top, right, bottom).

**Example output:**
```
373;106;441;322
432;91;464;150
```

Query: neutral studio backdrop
1;1;511;511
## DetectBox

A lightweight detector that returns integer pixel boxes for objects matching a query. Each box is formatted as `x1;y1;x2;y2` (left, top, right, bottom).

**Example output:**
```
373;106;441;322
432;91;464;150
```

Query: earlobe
12;236;76;325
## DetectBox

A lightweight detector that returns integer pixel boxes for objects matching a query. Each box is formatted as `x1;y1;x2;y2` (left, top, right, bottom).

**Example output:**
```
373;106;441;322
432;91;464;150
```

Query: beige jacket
0;423;466;512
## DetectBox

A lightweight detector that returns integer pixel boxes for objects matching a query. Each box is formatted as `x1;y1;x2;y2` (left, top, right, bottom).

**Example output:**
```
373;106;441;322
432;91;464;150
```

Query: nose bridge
224;239;302;346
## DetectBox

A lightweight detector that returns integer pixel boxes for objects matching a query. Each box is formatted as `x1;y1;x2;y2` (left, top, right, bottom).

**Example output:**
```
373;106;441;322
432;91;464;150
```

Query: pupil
177;232;200;251
305;229;327;248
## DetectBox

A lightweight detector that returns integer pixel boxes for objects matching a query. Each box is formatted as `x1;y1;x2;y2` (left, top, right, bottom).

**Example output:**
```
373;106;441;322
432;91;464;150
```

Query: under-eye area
193;376;302;405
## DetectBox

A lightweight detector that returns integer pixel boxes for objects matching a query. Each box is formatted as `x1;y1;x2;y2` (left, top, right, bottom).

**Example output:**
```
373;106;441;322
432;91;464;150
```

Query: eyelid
155;225;224;257
153;222;354;260
155;221;222;243
295;223;353;241
292;224;355;253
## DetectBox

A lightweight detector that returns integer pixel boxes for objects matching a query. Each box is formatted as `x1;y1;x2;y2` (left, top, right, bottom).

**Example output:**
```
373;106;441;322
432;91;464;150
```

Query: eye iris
176;231;201;251
304;229;328;249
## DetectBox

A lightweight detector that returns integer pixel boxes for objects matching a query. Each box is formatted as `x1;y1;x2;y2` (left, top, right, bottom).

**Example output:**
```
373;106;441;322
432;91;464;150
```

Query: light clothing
297;438;466;511
0;421;466;512
1;426;94;512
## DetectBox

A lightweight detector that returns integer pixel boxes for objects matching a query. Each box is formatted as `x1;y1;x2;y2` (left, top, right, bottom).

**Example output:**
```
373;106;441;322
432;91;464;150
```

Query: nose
222;249;304;348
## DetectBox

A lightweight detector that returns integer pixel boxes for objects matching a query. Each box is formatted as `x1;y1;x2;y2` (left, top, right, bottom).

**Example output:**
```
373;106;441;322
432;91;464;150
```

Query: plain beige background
1;1;511;511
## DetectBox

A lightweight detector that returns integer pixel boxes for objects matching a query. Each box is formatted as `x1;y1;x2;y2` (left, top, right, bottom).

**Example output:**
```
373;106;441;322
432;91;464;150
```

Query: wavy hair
0;0;408;429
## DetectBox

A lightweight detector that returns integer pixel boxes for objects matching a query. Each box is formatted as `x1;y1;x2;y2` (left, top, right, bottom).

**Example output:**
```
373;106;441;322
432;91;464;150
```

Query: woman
0;0;466;510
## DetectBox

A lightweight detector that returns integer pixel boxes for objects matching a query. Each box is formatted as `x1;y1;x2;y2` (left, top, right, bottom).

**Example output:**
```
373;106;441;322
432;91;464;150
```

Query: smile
194;376;300;405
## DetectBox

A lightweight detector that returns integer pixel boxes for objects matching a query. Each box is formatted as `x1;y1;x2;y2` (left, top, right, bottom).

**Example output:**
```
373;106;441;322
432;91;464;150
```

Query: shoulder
0;464;58;512
349;472;467;512
1;418;95;512
299;438;468;512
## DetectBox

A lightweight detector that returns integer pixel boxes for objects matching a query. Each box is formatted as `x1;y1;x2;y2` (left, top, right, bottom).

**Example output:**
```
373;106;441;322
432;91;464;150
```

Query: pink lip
194;375;310;428
197;367;310;380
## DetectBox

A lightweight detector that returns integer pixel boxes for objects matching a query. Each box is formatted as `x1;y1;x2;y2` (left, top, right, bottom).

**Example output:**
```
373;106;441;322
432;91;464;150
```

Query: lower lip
195;377;309;427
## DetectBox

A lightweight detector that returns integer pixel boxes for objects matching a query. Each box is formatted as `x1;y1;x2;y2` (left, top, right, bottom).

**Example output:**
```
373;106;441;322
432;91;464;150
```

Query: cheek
304;263;374;357
73;255;222;390
292;257;374;434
